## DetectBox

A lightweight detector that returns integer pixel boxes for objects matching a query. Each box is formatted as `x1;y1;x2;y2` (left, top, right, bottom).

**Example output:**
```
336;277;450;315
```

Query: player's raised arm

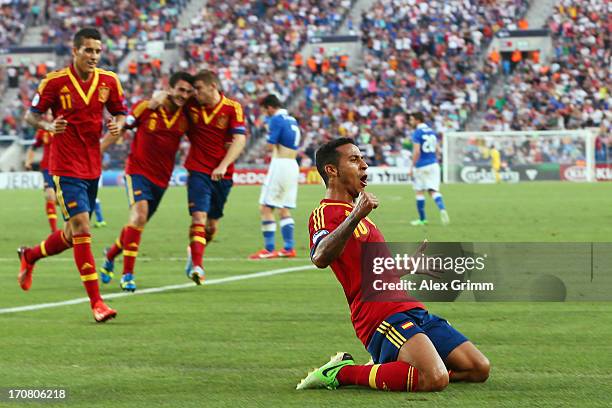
311;192;378;268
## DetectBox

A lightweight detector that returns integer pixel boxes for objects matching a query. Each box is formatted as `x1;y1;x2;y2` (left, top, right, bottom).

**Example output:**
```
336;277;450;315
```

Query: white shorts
412;162;440;191
259;158;299;208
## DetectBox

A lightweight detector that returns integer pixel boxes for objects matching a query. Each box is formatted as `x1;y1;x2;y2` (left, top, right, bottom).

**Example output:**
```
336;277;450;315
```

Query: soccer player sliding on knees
298;138;490;392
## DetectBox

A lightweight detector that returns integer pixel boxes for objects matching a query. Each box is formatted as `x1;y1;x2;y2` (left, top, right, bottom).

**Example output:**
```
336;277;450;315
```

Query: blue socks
94;198;104;222
432;192;446;210
416;196;426;221
280;217;295;250
262;220;276;252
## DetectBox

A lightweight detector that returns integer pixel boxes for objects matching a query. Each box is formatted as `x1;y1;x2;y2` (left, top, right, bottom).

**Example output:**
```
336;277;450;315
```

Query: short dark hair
315;138;358;187
410;111;425;123
261;94;282;109
169;71;194;88
73;28;102;48
193;70;221;88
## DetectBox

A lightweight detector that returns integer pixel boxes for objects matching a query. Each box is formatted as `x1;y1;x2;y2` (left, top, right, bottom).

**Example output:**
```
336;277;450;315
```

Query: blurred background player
249;94;300;259
100;72;193;292
18;27;127;322
92;198;106;228
490;144;502;183
24;120;58;233
408;112;449;226
298;138;489;392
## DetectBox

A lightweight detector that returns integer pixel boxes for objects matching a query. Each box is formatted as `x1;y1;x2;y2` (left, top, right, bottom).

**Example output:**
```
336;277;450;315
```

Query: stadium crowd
480;0;610;133
287;0;530;167
0;0;30;47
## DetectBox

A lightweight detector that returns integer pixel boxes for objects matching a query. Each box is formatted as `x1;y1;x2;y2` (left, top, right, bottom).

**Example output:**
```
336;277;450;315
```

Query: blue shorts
124;174;167;220
41;169;55;190
53;176;99;221
187;171;233;219
367;308;468;364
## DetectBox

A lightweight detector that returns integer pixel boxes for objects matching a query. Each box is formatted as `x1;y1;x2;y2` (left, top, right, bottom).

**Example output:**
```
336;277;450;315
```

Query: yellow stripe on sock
47;214;57;219
407;366;413;391
72;236;91;245
191;226;205;233
60;231;70;247
115;238;123;249
191;236;206;245
368;364;381;389
123;250;138;257
40;241;47;257
80;273;98;282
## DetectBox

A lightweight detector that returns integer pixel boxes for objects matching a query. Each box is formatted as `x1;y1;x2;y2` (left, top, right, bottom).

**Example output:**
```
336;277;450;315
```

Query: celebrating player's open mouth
360;174;368;188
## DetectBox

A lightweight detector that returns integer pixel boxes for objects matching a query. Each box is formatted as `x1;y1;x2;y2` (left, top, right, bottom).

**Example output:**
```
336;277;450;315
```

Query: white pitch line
0;264;316;315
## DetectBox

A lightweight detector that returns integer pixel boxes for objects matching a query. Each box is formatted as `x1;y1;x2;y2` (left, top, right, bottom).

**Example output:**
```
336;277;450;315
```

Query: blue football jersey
267;109;301;150
411;123;439;168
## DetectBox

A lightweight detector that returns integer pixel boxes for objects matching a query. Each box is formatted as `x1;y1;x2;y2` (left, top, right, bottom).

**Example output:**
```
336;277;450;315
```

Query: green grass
1;183;611;407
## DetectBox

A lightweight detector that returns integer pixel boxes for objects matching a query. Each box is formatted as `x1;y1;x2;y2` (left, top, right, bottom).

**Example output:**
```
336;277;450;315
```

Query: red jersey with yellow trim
183;94;246;179
308;199;425;346
124;99;188;188
32;129;54;170
30;64;127;179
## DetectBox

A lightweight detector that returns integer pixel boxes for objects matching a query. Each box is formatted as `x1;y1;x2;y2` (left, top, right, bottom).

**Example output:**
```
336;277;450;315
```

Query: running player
99;72;194;292
18;27;127;322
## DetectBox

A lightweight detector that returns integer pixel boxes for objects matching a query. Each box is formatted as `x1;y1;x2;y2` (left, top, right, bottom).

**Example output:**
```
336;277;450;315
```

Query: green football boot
296;352;354;390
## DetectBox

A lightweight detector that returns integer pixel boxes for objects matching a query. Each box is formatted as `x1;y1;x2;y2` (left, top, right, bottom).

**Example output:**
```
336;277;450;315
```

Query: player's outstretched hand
410;239;444;279
211;164;228;181
353;192;379;220
48;115;67;134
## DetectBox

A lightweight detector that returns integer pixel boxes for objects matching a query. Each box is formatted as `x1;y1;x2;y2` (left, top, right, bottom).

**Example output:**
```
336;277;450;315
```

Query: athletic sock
45;200;57;232
279;217;295;250
432;192;446;210
189;224;206;268
72;233;102;307
262;220;276;252
94;199;104;222
122;225;143;275
337;361;419;391
106;227;126;261
416;195;426;221
26;230;72;263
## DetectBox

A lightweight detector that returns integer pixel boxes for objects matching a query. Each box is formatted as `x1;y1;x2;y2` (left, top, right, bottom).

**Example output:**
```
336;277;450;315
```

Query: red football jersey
30;64;127;179
308;199;425;346
125;100;188;188
32;129;54;170
183;94;246;179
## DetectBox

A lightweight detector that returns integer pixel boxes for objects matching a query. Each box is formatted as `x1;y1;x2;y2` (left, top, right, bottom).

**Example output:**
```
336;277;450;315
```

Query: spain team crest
98;86;110;103
215;114;229;129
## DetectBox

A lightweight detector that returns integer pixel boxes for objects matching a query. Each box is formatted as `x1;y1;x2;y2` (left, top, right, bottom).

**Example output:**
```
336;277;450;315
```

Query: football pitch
1;183;611;407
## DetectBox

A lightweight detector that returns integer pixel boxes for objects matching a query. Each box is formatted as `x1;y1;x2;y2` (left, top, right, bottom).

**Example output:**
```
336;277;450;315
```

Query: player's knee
132;212;147;228
471;356;490;383
420;369;449;392
205;225;217;239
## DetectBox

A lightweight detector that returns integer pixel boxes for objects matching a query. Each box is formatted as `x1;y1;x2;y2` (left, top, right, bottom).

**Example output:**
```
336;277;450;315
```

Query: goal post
442;130;595;183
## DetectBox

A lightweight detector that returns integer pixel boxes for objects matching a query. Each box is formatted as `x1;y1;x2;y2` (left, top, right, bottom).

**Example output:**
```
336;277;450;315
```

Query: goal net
442;130;595;183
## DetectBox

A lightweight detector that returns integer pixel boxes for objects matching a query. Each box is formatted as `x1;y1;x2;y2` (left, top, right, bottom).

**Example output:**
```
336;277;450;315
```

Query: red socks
106;227;126;261
72;233;102;307
189;224;206;268
45;200;57;232
26;230;72;263
122;225;142;274
337;361;419;392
